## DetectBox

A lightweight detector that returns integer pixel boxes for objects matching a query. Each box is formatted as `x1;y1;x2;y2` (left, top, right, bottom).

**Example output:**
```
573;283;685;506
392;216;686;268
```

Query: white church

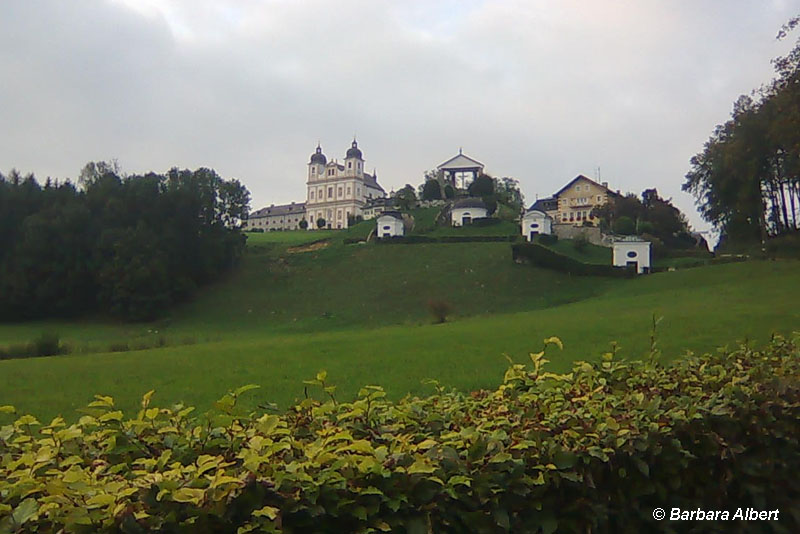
305;140;386;229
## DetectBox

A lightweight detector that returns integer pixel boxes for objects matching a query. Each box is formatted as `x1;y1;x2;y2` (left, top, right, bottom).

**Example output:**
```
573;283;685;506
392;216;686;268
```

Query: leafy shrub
637;220;655;235
0;333;66;360
1;336;799;533
107;341;130;353
536;233;558;245
376;235;516;245
513;243;633;277
426;298;453;323
572;234;589;252
470;217;501;227
613;215;636;235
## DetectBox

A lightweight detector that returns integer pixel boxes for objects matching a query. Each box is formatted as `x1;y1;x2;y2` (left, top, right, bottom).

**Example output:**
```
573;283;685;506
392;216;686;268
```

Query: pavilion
436;149;484;190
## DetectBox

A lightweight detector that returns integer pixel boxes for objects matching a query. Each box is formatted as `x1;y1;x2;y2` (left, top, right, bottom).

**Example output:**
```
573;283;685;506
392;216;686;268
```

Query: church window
337;210;343;220
597;195;602;202
348;162;352;169
328;187;333;198
310;191;315;200
338;187;343;197
311;167;315;174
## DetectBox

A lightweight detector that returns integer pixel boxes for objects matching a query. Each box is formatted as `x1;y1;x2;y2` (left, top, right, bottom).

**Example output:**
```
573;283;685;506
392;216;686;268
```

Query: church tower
308;144;326;181
344;138;363;178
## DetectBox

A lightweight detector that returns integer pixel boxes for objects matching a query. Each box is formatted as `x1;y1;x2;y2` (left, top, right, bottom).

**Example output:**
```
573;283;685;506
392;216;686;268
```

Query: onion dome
346;139;363;159
310;144;327;165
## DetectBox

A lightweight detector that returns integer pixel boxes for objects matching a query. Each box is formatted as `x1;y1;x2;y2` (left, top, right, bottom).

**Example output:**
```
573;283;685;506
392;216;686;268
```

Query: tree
468;174;494;197
317;217;327;229
494;177;524;213
422;179;443;200
218;179;251;228
613;216;636;235
684;14;800;244
299;219;309;230
0;163;249;321
393;184;417;210
443;184;455;200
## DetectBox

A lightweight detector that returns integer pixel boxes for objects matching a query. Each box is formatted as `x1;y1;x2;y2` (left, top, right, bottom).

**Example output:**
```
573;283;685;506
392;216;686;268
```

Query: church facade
305;140;385;229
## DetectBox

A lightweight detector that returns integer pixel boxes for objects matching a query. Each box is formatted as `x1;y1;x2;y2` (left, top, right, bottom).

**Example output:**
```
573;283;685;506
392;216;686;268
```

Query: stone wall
552;224;607;246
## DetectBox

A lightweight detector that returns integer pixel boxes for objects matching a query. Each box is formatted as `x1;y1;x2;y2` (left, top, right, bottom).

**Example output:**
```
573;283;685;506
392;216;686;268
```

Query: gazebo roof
437;150;484;171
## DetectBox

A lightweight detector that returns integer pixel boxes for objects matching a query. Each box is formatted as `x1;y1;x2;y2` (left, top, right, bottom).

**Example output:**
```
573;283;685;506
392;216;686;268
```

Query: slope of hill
1;230;798;421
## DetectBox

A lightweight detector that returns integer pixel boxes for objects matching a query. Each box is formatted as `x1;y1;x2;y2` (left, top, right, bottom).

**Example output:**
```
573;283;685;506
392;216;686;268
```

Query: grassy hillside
0;237;614;347
1;229;798;421
542;239;612;265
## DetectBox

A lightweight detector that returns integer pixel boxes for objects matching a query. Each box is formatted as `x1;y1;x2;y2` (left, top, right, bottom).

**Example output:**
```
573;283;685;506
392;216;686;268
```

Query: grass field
1;230;799;422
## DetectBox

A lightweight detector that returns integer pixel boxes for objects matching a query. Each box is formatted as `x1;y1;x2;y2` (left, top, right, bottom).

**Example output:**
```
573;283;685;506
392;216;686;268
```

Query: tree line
0;162;250;321
591;189;698;249
684;16;800;246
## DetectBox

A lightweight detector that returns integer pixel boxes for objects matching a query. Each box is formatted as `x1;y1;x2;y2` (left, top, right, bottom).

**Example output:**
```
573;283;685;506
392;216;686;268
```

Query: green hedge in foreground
1;336;799;533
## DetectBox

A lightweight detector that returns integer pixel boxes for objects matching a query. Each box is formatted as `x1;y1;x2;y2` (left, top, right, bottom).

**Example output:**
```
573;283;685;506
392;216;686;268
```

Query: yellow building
539;175;617;226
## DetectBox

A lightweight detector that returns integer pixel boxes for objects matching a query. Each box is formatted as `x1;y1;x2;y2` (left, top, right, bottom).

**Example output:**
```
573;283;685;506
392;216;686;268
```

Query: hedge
2;335;799;533
374;235;517;245
512;242;634;277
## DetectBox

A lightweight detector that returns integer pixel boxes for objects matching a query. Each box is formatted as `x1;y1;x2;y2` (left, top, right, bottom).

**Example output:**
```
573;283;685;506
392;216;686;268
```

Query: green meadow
1;230;799;421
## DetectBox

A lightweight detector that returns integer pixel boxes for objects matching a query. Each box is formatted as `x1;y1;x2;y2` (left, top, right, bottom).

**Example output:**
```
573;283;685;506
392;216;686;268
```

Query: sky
0;1;797;235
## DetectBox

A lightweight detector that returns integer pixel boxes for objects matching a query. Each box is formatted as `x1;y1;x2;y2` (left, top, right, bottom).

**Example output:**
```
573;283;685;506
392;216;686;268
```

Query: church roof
529;197;557;212
453;197;487;209
309;145;327;165
250;202;306;218
378;210;403;220
346;139;363;159
437;150;485;171
364;173;385;192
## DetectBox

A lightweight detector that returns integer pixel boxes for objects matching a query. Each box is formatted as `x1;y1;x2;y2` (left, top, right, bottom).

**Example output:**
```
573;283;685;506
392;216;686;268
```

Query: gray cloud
1;0;796;234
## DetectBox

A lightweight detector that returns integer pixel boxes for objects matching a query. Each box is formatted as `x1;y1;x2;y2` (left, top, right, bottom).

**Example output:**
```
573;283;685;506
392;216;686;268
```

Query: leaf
15;415;40;426
543;336;564;350
489;452;513;464
144;408;159;420
171;488;205;505
12;498;39;526
98;410;124;422
0;405;16;414
406;516;428;534
632;456;650;478
529;351;545;363
541;517;559;534
316;370;328;383
86;494;116;508
252;505;280;520
141;390;155;409
448;475;472;487
374;520;392;532
234;384;260;397
407;459;436;474
210;476;242;489
553;450;578;469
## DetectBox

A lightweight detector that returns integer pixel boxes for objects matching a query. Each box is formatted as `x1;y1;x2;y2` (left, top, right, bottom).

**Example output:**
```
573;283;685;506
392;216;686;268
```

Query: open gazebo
437;149;484;190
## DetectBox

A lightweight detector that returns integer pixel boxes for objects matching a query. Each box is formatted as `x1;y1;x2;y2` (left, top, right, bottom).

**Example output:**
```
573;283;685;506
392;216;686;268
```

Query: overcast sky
1;1;796;233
